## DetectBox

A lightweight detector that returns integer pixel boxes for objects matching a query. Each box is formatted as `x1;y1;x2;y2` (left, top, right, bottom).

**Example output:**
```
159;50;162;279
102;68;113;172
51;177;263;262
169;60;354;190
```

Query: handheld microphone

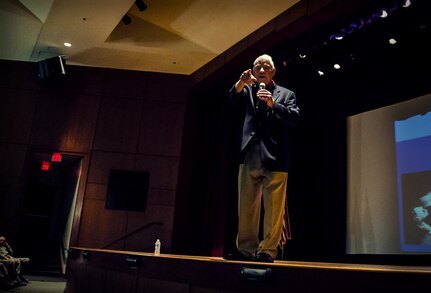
256;83;267;110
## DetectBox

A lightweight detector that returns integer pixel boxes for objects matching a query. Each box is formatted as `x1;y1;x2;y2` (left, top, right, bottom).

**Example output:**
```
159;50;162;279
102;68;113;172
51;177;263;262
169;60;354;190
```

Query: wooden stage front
65;247;431;292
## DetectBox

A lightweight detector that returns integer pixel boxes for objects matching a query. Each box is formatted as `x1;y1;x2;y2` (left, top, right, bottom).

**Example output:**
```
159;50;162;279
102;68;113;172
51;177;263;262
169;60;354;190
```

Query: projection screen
347;93;431;254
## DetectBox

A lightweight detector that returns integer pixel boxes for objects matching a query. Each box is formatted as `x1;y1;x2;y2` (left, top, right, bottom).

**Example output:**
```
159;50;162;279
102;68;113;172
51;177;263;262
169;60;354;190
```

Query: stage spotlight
135;0;147;11
402;0;411;8
122;14;131;25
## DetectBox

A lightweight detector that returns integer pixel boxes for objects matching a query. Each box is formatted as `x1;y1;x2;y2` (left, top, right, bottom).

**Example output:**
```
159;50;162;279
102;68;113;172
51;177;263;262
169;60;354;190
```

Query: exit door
16;152;82;276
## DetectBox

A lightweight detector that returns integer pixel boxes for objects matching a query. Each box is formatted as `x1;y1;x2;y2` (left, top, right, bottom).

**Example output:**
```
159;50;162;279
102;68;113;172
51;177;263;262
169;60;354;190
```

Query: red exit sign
41;161;51;171
51;152;62;162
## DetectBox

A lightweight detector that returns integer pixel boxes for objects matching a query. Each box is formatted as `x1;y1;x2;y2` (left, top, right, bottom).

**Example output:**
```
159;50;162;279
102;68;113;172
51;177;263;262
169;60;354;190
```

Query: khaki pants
237;142;288;258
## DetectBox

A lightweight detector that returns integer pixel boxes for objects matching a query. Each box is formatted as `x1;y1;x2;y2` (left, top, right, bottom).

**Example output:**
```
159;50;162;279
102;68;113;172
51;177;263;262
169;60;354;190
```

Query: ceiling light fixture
121;14;131;25
389;38;397;45
135;0;147;12
64;42;72;47
380;9;388;18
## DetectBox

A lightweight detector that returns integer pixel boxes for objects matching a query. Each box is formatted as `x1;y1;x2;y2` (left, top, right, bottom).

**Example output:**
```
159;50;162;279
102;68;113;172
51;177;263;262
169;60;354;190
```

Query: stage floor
73;247;431;274
65;247;431;293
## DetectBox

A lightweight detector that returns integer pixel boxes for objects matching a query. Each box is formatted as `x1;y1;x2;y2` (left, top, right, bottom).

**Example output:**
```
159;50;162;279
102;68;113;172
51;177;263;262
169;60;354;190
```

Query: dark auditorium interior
1;0;431;292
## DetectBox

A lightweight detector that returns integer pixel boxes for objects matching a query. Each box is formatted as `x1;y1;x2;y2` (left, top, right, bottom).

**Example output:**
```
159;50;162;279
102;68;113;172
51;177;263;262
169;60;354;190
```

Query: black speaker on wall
36;56;67;81
105;169;150;212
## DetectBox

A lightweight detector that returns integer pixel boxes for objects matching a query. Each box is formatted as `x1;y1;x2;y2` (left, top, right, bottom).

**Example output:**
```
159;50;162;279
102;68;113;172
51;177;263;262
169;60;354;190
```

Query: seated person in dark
0;236;30;286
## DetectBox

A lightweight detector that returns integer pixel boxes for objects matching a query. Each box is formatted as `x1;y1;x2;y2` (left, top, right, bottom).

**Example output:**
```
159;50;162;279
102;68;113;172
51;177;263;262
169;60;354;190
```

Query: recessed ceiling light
389;38;397;45
64;42;72;47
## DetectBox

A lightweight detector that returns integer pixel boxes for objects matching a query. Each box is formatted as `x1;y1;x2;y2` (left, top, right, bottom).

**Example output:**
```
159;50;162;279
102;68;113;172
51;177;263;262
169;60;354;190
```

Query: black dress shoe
254;252;274;263
223;250;253;261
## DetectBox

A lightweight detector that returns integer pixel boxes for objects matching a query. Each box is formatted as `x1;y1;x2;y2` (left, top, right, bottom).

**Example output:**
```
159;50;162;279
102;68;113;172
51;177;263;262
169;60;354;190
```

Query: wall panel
125;205;175;252
30;92;100;152
87;151;136;184
93;96;142;153
0;88;37;144
0;59;188;253
138;101;185;156
135;154;179;191
78;198;127;249
102;69;149;100
85;183;108;200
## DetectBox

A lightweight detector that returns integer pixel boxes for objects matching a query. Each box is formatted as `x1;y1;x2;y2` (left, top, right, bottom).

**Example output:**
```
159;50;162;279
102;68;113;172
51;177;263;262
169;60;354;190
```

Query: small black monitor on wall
105;169;149;212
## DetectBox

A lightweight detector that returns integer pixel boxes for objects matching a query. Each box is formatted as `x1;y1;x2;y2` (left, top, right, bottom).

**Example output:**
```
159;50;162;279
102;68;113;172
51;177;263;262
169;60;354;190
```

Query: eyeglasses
254;64;273;71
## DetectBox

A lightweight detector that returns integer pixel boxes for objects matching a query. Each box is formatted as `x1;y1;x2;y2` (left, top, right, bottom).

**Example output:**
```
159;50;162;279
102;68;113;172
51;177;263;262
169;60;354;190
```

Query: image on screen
395;113;431;252
347;93;431;255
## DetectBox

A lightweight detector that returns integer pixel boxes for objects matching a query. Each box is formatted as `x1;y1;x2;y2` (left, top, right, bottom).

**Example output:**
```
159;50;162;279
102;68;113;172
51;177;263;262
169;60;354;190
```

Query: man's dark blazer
230;83;300;172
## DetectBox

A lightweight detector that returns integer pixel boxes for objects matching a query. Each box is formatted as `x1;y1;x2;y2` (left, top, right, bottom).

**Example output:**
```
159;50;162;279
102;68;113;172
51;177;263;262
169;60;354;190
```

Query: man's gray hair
253;54;275;69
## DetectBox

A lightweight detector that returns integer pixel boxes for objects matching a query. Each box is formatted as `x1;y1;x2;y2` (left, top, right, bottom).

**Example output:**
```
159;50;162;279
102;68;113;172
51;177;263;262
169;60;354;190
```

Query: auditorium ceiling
0;0;300;75
1;0;427;76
